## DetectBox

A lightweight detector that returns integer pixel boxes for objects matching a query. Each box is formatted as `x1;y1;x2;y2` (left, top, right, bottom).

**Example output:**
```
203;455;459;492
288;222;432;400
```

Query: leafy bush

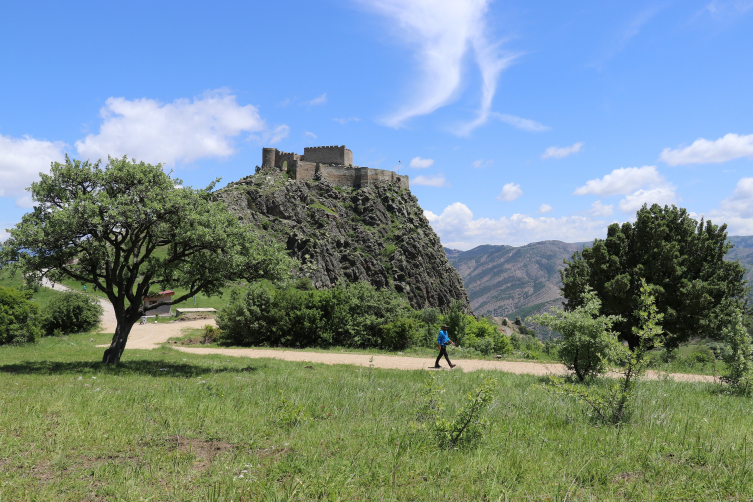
689;345;715;364
446;300;468;346
42;290;103;335
494;333;513;355
380;318;420;351
0;286;43;344
216;281;410;349
530;288;622;381
474;337;494;356
721;310;753;395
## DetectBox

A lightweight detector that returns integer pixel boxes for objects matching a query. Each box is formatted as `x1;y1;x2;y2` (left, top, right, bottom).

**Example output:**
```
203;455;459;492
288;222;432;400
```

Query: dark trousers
435;345;452;367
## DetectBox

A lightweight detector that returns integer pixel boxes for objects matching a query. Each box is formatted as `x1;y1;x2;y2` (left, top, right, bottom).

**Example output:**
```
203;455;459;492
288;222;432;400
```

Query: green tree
0;286;43;345
530;288;622;381
561;204;747;349
0;156;293;363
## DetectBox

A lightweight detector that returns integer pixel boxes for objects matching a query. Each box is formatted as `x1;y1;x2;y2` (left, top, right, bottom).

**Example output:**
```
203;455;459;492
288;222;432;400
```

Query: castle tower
262;148;277;169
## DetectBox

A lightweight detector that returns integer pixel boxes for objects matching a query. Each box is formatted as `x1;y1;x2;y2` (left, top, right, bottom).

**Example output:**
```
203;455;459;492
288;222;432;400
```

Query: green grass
3;334;753;500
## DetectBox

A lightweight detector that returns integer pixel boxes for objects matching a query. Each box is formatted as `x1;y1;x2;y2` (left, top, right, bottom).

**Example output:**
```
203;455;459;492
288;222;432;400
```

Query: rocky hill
447;235;753;320
445;241;585;320
215;169;471;311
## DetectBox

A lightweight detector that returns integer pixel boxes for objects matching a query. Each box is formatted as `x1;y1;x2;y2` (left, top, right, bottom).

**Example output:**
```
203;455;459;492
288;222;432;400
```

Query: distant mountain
447;236;753;320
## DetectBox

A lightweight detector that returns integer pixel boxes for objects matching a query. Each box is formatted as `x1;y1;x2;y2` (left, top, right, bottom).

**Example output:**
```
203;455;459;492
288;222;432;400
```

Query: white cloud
590;200;614;217
471;159;493;169
307;93;327;106
574;166;665;196
305;131;317;139
262;125;290;145
413;174;449;187
409;156;434;169
496;182;523;201
333;117;360;125
424;202;608;249
542;142;584;160
659;133;753;166
75;90;270;165
0;225;11;242
357;0;515;132
618;186;677;213
491;113;550;132
0;134;66;203
706;177;753;234
537;203;553;214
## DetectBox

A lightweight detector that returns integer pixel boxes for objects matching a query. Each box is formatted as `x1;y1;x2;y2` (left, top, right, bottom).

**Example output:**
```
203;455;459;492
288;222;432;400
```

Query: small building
144;290;174;316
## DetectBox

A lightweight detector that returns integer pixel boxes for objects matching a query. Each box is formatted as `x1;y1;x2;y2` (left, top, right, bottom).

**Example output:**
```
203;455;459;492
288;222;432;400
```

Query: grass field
2;332;753;500
0;270;66;311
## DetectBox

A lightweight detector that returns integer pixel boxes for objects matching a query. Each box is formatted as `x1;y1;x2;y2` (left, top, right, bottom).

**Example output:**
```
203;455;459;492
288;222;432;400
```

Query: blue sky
1;0;752;249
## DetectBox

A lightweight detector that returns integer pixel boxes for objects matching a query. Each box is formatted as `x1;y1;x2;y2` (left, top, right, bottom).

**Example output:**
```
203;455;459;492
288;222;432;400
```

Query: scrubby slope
216;170;470;311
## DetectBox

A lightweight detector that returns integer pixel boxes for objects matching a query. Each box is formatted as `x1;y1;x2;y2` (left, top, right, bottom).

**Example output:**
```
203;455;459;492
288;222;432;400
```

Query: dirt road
45;279;714;383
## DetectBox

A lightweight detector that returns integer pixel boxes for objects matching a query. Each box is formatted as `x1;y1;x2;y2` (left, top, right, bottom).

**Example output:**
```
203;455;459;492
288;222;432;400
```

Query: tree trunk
102;319;135;364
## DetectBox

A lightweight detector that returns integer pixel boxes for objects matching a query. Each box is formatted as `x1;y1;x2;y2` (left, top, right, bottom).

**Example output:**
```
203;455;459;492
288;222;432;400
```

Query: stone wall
303;145;353;165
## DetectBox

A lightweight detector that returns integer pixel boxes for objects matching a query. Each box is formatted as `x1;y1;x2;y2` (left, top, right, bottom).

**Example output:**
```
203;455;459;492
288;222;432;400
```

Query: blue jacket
437;330;450;346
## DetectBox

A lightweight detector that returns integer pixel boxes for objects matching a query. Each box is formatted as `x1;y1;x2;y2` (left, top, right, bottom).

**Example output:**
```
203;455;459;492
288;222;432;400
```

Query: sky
1;0;752;249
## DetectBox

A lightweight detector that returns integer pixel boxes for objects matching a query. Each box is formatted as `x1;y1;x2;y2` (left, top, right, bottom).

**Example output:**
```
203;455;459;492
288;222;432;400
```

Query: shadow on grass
0;359;261;377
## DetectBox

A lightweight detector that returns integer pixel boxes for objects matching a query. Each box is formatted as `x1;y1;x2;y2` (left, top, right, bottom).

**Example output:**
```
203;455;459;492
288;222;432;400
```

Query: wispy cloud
591;7;661;69
305;131;317;139
659;133;753;165
306;93;327;106
356;0;516;132
496;182;522;201
492;113;550;132
333;117;360;125
590;200;614;217
542;142;584;160
706;177;753;233
472;159;494;169
409;156;434;169
413;173;450;187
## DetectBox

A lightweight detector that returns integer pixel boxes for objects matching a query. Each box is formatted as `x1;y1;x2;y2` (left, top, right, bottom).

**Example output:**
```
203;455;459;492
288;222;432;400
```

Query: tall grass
1;332;753;500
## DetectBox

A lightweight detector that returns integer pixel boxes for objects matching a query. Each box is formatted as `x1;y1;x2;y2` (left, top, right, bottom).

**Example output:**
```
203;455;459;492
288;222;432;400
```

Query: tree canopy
560;203;748;348
0;156;294;363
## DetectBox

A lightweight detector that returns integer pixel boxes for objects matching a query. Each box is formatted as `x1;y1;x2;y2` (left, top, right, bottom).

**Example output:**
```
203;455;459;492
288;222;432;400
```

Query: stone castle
262;145;409;190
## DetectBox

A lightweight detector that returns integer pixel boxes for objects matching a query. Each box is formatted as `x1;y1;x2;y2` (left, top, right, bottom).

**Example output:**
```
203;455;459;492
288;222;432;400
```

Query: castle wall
266;146;408;190
290;160;317;181
303;145;353;165
276;151;301;169
262;148;277;168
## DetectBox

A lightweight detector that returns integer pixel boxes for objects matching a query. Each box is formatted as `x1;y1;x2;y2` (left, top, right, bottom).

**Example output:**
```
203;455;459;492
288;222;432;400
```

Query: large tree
560;204;748;349
0;156;294;363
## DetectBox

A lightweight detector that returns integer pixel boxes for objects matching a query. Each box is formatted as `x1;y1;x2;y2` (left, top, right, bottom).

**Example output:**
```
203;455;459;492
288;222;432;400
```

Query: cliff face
216;170;471;311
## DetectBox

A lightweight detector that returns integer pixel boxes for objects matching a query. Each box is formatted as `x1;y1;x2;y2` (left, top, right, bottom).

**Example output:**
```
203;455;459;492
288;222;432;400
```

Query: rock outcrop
216;169;470;311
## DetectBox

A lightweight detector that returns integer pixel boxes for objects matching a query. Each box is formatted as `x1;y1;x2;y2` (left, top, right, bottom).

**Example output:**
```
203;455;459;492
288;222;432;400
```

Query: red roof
158;290;175;295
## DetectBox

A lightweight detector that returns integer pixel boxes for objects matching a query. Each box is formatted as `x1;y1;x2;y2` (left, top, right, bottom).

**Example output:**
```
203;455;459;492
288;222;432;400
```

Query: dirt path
171;345;716;383
40;280;716;383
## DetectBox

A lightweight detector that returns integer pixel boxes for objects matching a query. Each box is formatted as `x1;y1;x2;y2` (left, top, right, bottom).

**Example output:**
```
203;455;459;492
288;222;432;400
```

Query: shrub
380;318;420;350
474;337;494;356
530;288;622;381
43;290;103;335
494;333;513;355
689;345;715;364
217;281;410;349
0;286;43;344
721;310;753;395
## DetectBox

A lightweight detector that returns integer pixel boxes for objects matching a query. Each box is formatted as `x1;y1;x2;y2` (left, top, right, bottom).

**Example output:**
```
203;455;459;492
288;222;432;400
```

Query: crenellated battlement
260;145;408;190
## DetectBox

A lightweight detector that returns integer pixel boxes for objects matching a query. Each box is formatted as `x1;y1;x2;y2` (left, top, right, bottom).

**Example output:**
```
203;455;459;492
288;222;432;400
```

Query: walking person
435;324;456;369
